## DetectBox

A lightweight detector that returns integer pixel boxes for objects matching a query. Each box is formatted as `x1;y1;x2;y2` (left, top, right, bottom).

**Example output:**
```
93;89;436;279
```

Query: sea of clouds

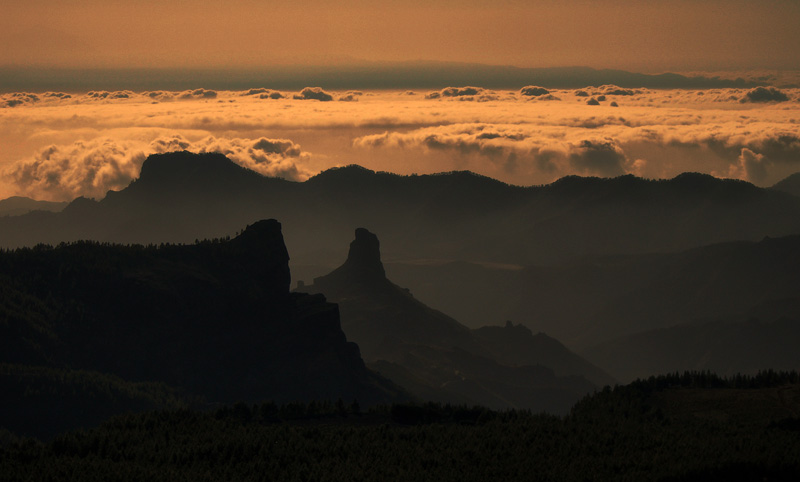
1;85;798;201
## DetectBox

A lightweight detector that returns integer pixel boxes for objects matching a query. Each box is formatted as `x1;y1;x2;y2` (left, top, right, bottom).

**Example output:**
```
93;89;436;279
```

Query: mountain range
3;151;799;272
0;196;66;217
2;151;800;400
0;63;766;92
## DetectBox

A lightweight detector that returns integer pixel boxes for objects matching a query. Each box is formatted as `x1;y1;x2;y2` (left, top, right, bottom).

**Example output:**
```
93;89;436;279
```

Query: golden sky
2;0;799;72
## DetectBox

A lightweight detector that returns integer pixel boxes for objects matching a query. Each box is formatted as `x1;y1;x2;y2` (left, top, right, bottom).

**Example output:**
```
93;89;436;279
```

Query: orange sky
2;0;799;72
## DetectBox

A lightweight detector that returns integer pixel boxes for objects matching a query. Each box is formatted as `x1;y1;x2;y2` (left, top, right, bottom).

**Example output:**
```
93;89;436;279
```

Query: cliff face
0;219;399;406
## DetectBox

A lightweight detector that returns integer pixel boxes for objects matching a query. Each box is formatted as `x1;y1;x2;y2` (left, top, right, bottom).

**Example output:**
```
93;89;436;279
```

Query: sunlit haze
2;0;800;72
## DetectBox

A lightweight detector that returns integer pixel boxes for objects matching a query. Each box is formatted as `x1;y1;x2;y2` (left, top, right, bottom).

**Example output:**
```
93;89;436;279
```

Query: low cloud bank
354;120;800;184
353;124;641;178
3;135;313;201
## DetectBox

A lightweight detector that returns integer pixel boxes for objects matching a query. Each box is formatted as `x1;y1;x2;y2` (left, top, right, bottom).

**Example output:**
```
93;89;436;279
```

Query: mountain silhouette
0;63;761;92
583;317;800;383
3;151;799;269
0;196;67;217
3;151;800;371
773;172;800;198
300;228;608;411
0;219;404;438
472;321;614;387
387;233;800;353
307;227;475;359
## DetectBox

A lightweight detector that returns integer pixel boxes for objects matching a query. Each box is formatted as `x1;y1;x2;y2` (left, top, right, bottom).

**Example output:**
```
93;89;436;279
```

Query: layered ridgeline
0;196;66;217
388;234;800;381
2;151;800;268
773;172;800;198
3;151;800;386
299;228;612;412
0;220;403;439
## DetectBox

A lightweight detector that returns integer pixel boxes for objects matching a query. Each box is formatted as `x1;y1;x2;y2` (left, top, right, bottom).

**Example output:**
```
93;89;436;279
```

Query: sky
0;1;799;202
2;0;800;72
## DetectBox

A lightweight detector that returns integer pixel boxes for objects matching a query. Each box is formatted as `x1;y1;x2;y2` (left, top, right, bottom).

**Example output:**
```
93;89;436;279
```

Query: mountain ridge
0;63;765;92
0;196;67;217
3;151;799;269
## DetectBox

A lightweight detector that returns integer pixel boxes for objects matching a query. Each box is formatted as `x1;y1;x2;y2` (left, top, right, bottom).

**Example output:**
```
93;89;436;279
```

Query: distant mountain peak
130;151;267;194
772;171;800;197
305;165;378;185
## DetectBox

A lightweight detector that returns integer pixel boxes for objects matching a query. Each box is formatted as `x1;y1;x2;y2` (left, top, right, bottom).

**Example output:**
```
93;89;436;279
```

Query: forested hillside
3;371;799;481
0;220;403;439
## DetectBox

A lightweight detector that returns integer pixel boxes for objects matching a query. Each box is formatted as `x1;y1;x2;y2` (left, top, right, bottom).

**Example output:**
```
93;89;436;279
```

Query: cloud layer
1;85;800;200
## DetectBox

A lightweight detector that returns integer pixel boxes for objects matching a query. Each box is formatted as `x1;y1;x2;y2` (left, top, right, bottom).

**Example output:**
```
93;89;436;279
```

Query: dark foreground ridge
2;371;799;481
0;220;403;439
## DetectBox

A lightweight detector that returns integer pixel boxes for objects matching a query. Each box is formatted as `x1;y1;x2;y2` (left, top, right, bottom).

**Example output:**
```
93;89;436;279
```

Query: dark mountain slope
0;196;66;217
306;227;476;360
4;372;799;482
472;322;614;387
773;171;800;197
388;234;800;352
301;228;608;411
583;317;800;383
0;219;400;407
0;364;190;440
